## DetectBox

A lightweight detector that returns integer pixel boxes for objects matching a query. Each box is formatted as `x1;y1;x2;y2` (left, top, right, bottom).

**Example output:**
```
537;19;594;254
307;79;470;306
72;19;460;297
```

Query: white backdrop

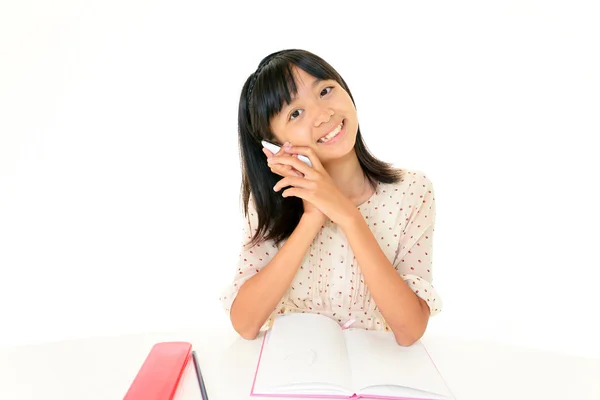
1;1;599;359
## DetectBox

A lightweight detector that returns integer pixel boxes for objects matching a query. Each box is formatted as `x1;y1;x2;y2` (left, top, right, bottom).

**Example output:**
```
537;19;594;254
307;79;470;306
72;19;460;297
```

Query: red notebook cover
123;341;192;400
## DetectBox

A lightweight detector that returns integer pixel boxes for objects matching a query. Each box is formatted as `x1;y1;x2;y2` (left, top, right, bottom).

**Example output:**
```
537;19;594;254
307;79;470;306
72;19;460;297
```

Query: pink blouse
220;169;442;332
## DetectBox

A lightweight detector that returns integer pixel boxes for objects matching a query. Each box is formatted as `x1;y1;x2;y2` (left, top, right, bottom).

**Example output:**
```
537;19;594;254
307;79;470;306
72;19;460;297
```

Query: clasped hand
266;144;357;226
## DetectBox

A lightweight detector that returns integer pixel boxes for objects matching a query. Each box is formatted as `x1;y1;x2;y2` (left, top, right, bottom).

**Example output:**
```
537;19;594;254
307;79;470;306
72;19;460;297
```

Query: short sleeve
393;173;443;316
219;195;279;331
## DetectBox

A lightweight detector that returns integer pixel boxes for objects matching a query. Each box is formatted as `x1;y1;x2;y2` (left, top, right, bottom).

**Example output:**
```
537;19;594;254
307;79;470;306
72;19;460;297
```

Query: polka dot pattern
219;169;442;332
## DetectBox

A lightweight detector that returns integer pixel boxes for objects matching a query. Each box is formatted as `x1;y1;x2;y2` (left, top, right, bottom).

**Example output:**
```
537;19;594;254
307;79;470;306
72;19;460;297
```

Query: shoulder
379;168;434;192
405;169;435;189
374;169;436;215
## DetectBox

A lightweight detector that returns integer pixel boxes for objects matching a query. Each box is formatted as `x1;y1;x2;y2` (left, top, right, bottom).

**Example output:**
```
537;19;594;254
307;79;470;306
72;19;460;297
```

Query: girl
219;49;442;346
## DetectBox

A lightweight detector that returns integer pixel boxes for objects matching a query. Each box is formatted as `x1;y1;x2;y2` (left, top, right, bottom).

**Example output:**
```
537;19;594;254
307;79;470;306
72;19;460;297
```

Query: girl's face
269;67;358;163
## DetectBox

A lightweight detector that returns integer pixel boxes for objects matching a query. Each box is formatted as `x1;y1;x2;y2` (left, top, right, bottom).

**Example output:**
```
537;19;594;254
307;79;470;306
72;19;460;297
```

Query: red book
123;342;192;400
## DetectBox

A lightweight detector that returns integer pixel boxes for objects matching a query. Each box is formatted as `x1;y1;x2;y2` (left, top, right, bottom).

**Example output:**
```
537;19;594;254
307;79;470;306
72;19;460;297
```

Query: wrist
301;211;326;227
337;206;363;231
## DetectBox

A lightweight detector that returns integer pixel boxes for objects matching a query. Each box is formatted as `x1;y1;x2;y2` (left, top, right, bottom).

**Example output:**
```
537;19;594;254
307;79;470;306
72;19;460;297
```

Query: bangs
249;62;298;140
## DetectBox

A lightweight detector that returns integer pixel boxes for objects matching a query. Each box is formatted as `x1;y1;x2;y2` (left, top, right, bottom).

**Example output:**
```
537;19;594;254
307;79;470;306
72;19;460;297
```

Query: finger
273;176;314;192
265;143;304;177
283;168;303;177
262;147;274;158
262;142;291;158
277;142;292;156
278;165;304;178
281;187;306;200
268;159;304;178
283;146;323;171
269;154;315;178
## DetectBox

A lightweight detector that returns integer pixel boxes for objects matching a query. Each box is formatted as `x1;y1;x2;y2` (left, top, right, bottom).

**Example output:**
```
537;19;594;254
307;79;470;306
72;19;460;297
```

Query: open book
251;313;454;400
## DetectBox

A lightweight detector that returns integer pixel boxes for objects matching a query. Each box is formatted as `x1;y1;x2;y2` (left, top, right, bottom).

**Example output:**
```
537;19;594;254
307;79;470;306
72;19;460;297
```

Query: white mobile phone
261;140;312;167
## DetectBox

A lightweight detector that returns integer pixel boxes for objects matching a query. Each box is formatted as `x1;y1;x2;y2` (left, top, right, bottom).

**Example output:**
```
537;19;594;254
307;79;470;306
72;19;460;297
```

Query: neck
322;149;373;206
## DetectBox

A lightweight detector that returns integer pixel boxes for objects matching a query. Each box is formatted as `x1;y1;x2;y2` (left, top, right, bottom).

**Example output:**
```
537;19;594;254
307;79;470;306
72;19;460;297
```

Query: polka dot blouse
219;169;442;332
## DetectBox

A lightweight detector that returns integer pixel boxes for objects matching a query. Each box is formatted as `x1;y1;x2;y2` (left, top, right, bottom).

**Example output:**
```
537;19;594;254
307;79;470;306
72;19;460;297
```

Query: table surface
0;328;599;400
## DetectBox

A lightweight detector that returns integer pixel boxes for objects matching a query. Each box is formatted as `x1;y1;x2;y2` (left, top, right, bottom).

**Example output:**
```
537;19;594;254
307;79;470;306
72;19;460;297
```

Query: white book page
343;329;452;399
253;313;353;395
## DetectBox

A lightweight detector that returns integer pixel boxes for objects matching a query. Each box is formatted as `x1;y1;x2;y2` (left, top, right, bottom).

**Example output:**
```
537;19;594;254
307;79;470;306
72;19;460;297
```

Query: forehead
285;67;329;105
291;67;318;89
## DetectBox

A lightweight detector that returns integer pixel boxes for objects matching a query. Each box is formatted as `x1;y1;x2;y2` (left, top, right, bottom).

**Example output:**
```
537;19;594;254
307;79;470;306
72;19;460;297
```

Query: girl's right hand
263;142;326;223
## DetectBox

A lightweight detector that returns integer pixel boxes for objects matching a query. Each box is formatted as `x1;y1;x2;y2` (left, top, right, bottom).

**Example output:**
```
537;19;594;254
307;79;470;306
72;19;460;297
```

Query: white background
1;0;599;359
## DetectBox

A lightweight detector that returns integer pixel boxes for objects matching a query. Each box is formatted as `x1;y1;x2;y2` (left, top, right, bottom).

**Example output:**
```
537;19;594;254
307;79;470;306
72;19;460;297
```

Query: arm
338;174;440;346
264;148;440;345
230;212;325;340
340;211;431;346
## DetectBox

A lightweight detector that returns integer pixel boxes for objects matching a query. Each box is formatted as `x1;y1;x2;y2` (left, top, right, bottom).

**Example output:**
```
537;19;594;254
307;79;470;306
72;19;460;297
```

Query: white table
0;328;598;400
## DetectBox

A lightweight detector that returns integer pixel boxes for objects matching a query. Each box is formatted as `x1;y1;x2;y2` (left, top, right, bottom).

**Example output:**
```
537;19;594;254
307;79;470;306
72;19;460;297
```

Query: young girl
219;49;442;346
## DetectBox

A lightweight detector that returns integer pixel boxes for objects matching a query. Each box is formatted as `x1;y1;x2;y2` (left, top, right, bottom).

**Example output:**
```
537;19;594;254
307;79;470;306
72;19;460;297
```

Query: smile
317;120;345;144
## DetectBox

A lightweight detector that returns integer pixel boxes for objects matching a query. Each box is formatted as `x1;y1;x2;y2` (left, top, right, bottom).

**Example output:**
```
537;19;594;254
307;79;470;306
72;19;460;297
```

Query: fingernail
267;157;272;163
284;142;291;148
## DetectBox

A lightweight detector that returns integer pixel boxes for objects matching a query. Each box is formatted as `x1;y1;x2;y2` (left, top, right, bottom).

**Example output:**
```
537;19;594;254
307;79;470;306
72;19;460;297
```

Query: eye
289;109;303;120
320;86;334;96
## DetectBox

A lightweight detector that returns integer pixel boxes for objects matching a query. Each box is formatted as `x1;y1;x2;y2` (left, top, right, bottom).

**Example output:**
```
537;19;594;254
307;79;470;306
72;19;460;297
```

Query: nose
314;107;334;127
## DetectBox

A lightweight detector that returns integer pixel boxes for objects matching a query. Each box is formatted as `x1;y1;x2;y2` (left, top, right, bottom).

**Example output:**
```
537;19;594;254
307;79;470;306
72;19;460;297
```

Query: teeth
318;122;344;143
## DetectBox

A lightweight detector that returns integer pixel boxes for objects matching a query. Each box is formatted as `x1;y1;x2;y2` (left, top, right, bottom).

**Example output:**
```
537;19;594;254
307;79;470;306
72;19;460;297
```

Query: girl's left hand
268;145;359;226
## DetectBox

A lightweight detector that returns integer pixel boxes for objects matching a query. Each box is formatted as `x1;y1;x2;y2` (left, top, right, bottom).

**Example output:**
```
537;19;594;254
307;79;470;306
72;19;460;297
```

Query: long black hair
238;49;404;247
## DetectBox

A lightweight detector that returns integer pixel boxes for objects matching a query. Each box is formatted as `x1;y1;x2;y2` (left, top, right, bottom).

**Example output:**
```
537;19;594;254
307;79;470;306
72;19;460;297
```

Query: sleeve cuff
219;284;277;333
402;274;443;316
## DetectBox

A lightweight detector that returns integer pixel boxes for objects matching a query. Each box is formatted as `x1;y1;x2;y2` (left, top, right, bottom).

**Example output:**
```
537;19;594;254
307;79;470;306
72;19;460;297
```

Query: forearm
230;213;325;339
340;211;429;346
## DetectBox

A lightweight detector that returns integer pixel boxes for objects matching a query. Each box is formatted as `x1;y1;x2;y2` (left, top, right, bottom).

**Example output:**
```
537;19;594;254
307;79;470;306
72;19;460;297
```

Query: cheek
342;94;356;111
287;126;313;145
269;126;288;146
